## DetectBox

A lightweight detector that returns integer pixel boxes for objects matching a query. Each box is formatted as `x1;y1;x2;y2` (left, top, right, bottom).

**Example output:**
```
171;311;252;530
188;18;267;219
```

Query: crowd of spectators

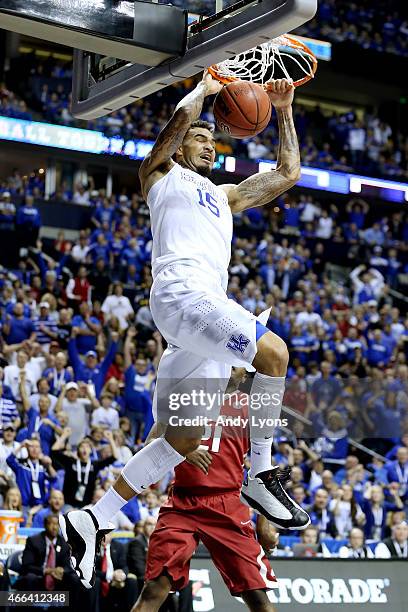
0;169;45;242
2;60;408;181
297;0;408;58
0;82;32;121
0;160;408;578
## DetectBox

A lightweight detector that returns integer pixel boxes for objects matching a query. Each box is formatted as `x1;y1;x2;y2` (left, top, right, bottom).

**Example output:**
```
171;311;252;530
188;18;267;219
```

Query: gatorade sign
190;559;408;611
260;577;390;604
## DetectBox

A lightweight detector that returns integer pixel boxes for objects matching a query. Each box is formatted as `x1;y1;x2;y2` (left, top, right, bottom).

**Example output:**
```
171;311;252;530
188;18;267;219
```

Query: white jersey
147;163;233;290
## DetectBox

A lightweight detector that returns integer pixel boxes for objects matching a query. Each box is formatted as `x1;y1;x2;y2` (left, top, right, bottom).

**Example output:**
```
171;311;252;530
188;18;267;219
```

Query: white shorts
151;345;232;422
150;264;259;423
150;264;258;369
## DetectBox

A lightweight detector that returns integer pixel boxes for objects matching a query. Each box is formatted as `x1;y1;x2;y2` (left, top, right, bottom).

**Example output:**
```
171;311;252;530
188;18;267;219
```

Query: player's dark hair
189;120;214;134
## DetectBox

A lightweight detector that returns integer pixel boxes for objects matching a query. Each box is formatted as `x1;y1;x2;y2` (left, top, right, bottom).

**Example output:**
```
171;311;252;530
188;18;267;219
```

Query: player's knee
254;334;289;377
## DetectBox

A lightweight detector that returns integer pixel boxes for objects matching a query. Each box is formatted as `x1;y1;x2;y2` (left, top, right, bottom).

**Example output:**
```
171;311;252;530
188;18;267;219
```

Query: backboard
0;0;317;120
0;1;188;64
71;0;317;119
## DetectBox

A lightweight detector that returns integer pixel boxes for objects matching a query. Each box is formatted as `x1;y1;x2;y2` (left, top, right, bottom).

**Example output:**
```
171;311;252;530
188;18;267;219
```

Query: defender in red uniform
132;373;279;612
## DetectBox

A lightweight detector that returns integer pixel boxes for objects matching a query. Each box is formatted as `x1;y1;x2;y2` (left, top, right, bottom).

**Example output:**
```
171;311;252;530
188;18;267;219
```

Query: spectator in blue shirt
386;433;408;461
13;260;34;286
346;199;368;230
91;199;115;229
385;248;401;288
2;302;35;345
43;351;73;396
312;411;349;467
68;329;119;397
268;311;291;344
343;222;360;243
31;489;65;528
21;382;62;456
334;455;361;485
71;301;101;355
110;231;126;269
121;238;142;270
363;222;385;247
362;484;400;541
386;447;408;497
5;297;31;318
350;265;384;306
307;488;338;539
344;328;366;362
29;377;58;413
90;222;113;245
16;195;41;247
124;263;140;288
88;232;111;265
123;328;155;441
32;301;58;347
312;361;341;407
14;99;31;121
382;323;397;356
290;325;315;367
283;202;301;230
366;329;392;367
0;381;21;432
259;254;276;291
373;390;404;440
6;438;58;508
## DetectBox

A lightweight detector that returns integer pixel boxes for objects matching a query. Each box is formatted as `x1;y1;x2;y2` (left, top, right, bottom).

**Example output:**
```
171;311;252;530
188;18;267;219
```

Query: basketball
213;81;272;139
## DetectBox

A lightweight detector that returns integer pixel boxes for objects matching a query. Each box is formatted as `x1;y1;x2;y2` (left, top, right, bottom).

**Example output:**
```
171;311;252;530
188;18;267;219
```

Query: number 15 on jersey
197;189;220;218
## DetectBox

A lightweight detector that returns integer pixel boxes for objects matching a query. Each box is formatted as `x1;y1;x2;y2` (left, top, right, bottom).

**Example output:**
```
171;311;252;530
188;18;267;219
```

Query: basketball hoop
208;34;317;89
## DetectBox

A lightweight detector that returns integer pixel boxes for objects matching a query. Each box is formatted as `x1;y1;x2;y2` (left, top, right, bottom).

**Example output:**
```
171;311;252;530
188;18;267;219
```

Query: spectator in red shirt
66;266;91;309
106;353;125;383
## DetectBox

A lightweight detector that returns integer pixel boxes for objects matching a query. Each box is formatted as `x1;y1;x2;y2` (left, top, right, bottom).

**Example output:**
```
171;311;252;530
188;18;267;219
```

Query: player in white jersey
60;73;310;589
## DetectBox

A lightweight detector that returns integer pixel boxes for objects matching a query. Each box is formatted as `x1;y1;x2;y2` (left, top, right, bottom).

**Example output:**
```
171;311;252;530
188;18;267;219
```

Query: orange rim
207;66;236;84
208;34;318;88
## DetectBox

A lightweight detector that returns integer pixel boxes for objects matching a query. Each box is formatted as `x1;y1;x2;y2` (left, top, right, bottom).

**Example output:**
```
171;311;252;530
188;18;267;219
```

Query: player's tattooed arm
175;70;222;118
139;71;222;193
222;79;301;212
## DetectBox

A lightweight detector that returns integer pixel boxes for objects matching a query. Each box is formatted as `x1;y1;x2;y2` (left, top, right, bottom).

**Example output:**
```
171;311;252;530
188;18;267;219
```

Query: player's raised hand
186;449;213;474
265;78;294;109
201;69;224;96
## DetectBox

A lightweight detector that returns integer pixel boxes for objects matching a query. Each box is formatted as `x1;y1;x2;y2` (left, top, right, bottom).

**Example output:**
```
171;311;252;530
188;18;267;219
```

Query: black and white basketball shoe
241;466;310;530
59;509;114;589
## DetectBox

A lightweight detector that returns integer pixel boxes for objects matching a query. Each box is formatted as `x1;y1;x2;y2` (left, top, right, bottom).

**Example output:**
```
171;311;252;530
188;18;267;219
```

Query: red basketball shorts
145;490;277;596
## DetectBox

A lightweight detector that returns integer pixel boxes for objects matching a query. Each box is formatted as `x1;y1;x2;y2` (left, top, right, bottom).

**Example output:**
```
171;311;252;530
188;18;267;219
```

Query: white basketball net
211;35;316;86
